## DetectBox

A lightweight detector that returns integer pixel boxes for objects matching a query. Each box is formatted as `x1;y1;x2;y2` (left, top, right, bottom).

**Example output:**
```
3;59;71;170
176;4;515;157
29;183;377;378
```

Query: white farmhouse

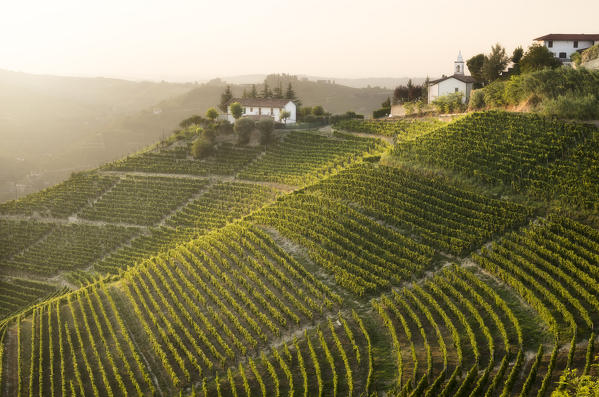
226;98;297;124
427;52;477;104
534;34;599;64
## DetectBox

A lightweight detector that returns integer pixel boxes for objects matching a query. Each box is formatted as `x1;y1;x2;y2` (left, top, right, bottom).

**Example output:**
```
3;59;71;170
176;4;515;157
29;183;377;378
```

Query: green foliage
482;43;509;82
79;175;208;225
285;83;296;100
473;67;599;111
511;46;524;75
311;105;324;116
334;118;444;138
238;131;381;186
553;368;599;396
581;43;599;63
165;182;278;230
205;107;219;121
483;80;508;107
540;93;599;120
467;53;486;82
230;102;243;120
105;142;263;176
329;111;364;124
468;89;485;110
259;82;272;98
234;118;255;145
372;108;389;118
5;223;139;275
0;173;118;218
280;110;291;123
191;137;214;159
432;92;465;113
179;115;204;129
216;120;234;135
403;101;415;115
396;111;595;189
256;119;274;145
520;44;562;73
305;163;529;257
219;86;233;112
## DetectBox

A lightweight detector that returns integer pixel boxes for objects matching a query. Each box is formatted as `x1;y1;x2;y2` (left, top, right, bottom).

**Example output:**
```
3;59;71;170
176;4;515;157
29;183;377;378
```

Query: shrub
468;89;486;110
519;44;562;73
235;118;255;145
179;115;204;128
202;126;217;143
256;119;274;145
581;43;599;63
312;105;324;116
230;102;243;120
482;80;507;107
330;111;364;124
372;108;390;118
191;137;213;159
216;120;234;135
404;102;416;115
540;93;599;120
205;107;219;121
432;92;465;114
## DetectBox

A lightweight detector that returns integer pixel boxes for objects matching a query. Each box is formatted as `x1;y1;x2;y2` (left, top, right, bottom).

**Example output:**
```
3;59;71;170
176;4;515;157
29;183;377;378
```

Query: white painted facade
534;34;599;64
428;78;471;104
535;40;595;63
227;99;296;124
427;51;475;104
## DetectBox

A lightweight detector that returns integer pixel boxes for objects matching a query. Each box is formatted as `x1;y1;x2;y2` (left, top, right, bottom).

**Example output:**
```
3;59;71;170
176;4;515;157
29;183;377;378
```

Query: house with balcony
534;33;599;64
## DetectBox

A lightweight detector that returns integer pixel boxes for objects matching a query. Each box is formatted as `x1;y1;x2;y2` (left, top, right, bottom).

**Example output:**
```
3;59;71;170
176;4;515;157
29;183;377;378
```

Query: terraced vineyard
237;131;383;185
0;173;118;218
527;129;599;211
0;278;65;321
105;143;264;176
395;111;596;188
334;118;445;138
79;175;209;225
251;192;435;296
307;163;531;256
164;182;279;231
2;224;139;276
373;265;530;397
0;220;54;260
2;112;599;396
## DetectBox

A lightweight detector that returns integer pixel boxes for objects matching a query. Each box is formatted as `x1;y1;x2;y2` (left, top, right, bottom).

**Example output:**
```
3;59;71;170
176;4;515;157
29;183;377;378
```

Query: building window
559;52;567;59
574;41;578;48
548;40;553;48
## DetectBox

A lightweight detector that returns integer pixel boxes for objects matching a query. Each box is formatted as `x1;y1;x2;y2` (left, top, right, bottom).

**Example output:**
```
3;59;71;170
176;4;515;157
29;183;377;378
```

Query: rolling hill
0;71;393;204
1;111;599;396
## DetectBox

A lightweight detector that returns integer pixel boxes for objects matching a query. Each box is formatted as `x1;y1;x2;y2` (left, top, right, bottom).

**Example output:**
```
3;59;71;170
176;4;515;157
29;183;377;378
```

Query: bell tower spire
454;50;464;75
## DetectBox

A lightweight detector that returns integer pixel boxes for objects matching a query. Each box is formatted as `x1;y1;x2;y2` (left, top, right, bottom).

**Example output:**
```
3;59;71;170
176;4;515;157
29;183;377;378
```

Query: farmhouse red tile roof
534;34;599;41
227;98;293;107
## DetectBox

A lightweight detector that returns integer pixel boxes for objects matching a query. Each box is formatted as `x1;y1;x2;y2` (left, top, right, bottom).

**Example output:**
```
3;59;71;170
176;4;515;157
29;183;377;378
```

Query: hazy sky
1;0;598;82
